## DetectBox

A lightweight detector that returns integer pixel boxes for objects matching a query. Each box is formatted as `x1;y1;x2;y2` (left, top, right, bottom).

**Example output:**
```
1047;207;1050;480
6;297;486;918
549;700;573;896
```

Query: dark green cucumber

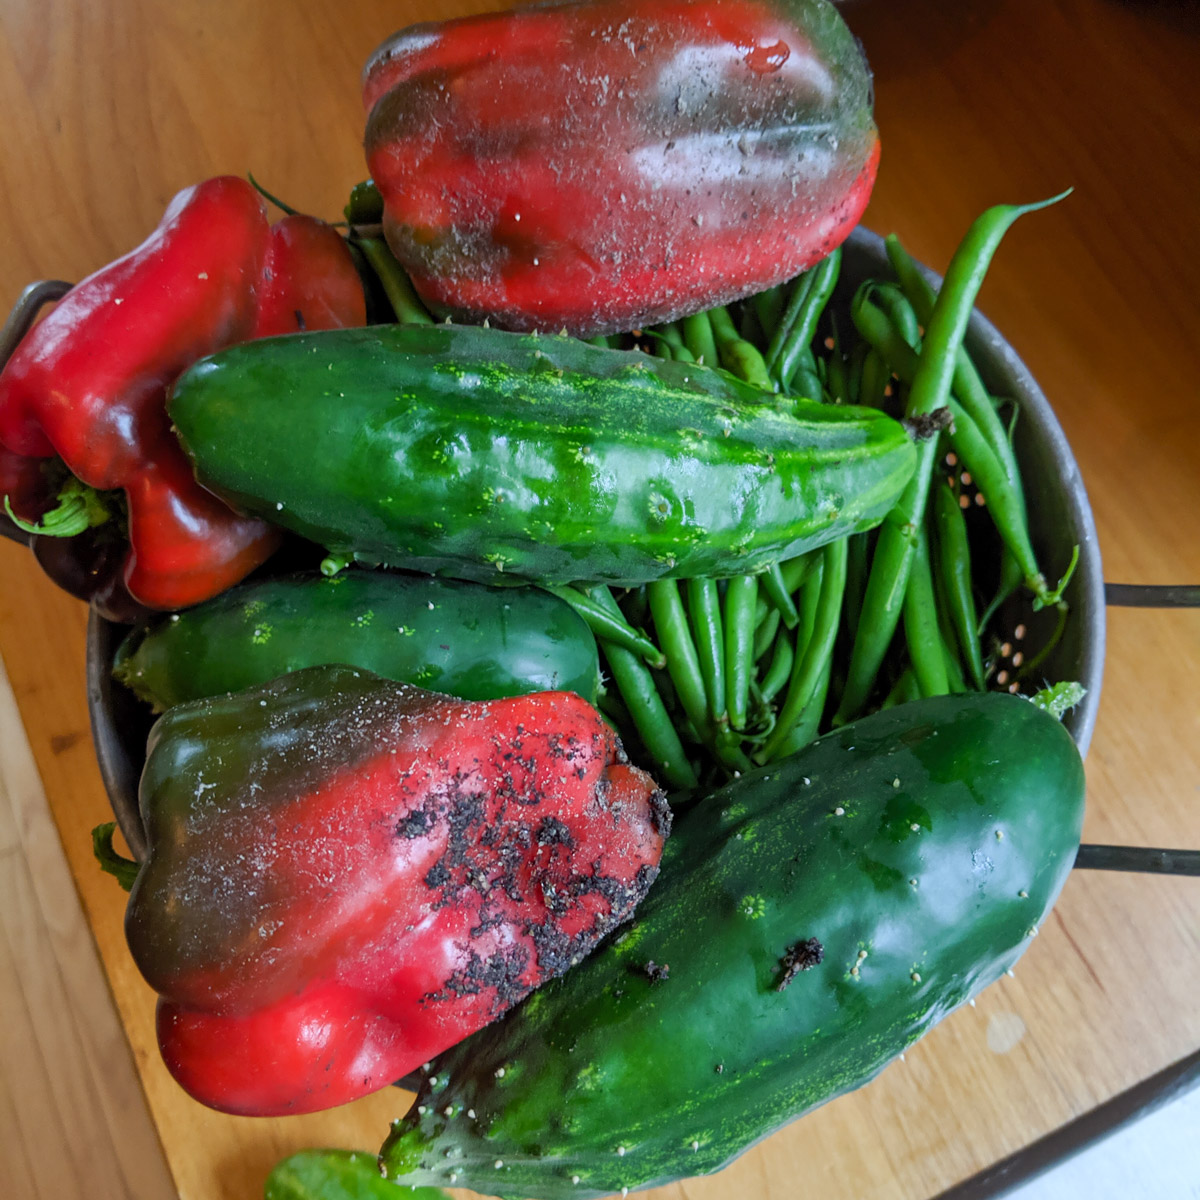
168;324;916;586
379;692;1085;1199
112;569;600;711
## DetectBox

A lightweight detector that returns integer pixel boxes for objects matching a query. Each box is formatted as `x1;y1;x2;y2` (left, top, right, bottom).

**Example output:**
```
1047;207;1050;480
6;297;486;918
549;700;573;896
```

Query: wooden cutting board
1;1;1198;1197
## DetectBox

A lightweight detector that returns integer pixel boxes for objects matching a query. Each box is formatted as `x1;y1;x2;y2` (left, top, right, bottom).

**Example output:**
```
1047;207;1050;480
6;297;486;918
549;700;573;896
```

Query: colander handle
1082;585;1200;872
1105;584;1200;608
1075;844;1200;876
0;279;73;547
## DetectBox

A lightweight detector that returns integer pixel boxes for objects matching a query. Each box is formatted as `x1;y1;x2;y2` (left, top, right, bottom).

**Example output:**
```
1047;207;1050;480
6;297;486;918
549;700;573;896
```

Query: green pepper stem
91;822;140;892
4;476;112;537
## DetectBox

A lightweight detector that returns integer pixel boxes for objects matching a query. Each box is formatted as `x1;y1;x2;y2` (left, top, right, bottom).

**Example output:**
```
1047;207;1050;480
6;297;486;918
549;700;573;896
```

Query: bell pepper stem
4;475;113;537
247;173;301;216
91;822;140;892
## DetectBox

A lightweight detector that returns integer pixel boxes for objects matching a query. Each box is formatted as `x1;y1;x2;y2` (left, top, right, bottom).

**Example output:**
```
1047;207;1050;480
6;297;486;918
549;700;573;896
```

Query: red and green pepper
362;0;879;335
124;664;669;1116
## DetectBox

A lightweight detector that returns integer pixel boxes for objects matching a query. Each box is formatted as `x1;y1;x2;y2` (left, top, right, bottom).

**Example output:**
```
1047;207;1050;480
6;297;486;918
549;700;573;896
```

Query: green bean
770;249;842;388
753;606;782;662
738;302;766;345
753;283;787;338
780;549;819;594
789;354;826;405
620;583;651;631
903;523;950;698
646;580;712;742
597;639;697;790
764;270;817;371
353;237;434;324
686;577;728;727
931;478;987;689
758;561;800;628
654;322;696;362
707;306;774;391
851;287;1053;606
945;396;1050;602
825;314;850;404
765;652;834;761
978;545;1024;635
834;194;1067;723
595;678;638;743
792;556;824;666
723;575;758;731
540;584;666;669
846;340;869;405
758;628;795;704
871;281;922;349
761;537;847;760
858;348;892;409
586;587;697;790
699;305;786;736
880;667;920;711
681;310;719;368
940;624;969;694
885;233;1021;490
839;530;869;643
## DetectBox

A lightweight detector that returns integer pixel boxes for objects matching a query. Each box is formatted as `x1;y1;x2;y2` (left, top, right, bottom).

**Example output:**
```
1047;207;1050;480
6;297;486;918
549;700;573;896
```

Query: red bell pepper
124;665;670;1116
0;176;366;613
362;0;879;336
0;442;52;525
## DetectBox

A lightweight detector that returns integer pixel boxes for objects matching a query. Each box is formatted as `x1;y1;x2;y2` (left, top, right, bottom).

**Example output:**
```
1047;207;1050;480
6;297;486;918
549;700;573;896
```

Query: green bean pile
352;192;1080;794
546;200;1078;792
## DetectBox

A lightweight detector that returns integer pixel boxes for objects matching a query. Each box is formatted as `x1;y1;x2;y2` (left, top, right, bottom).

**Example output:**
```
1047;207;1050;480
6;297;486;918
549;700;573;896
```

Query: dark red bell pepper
124;665;670;1116
362;0;879;335
0;442;53;525
0;176;366;612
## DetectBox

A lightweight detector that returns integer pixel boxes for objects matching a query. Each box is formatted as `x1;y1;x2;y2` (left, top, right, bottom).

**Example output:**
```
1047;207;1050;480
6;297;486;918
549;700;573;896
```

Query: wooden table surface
2;1;1199;1197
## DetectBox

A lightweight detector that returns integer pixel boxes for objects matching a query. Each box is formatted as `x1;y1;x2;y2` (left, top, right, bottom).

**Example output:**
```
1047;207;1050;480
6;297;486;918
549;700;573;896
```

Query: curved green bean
759;561;800;628
758;628;795;705
753;606;783;662
541;584;666;669
834;194;1068;723
586;587;697;790
769;248;843;388
707;306;774;392
850;286;1051;606
761;537;847;761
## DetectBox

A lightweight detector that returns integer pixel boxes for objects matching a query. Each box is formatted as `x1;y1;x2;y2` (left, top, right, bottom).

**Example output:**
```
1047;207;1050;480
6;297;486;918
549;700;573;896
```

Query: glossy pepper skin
0;176;366;612
125;664;669;1116
362;0;879;336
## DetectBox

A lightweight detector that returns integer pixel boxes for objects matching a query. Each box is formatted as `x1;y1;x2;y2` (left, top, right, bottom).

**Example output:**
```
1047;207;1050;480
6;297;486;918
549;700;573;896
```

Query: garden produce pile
0;1;1089;1197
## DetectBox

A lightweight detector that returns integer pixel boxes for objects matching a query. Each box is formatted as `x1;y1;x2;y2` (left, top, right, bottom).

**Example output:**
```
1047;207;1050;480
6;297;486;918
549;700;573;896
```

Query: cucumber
378;691;1085;1198
112;569;600;711
265;1150;449;1200
168;324;916;586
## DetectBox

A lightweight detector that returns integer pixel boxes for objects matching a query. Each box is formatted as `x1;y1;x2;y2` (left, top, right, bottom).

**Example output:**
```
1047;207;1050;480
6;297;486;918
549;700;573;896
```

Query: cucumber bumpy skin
167;324;917;586
378;692;1086;1199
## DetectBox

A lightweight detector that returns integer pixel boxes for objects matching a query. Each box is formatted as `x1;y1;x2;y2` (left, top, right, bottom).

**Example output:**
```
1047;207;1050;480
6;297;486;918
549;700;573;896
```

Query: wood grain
0;0;1198;1198
0;655;175;1200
